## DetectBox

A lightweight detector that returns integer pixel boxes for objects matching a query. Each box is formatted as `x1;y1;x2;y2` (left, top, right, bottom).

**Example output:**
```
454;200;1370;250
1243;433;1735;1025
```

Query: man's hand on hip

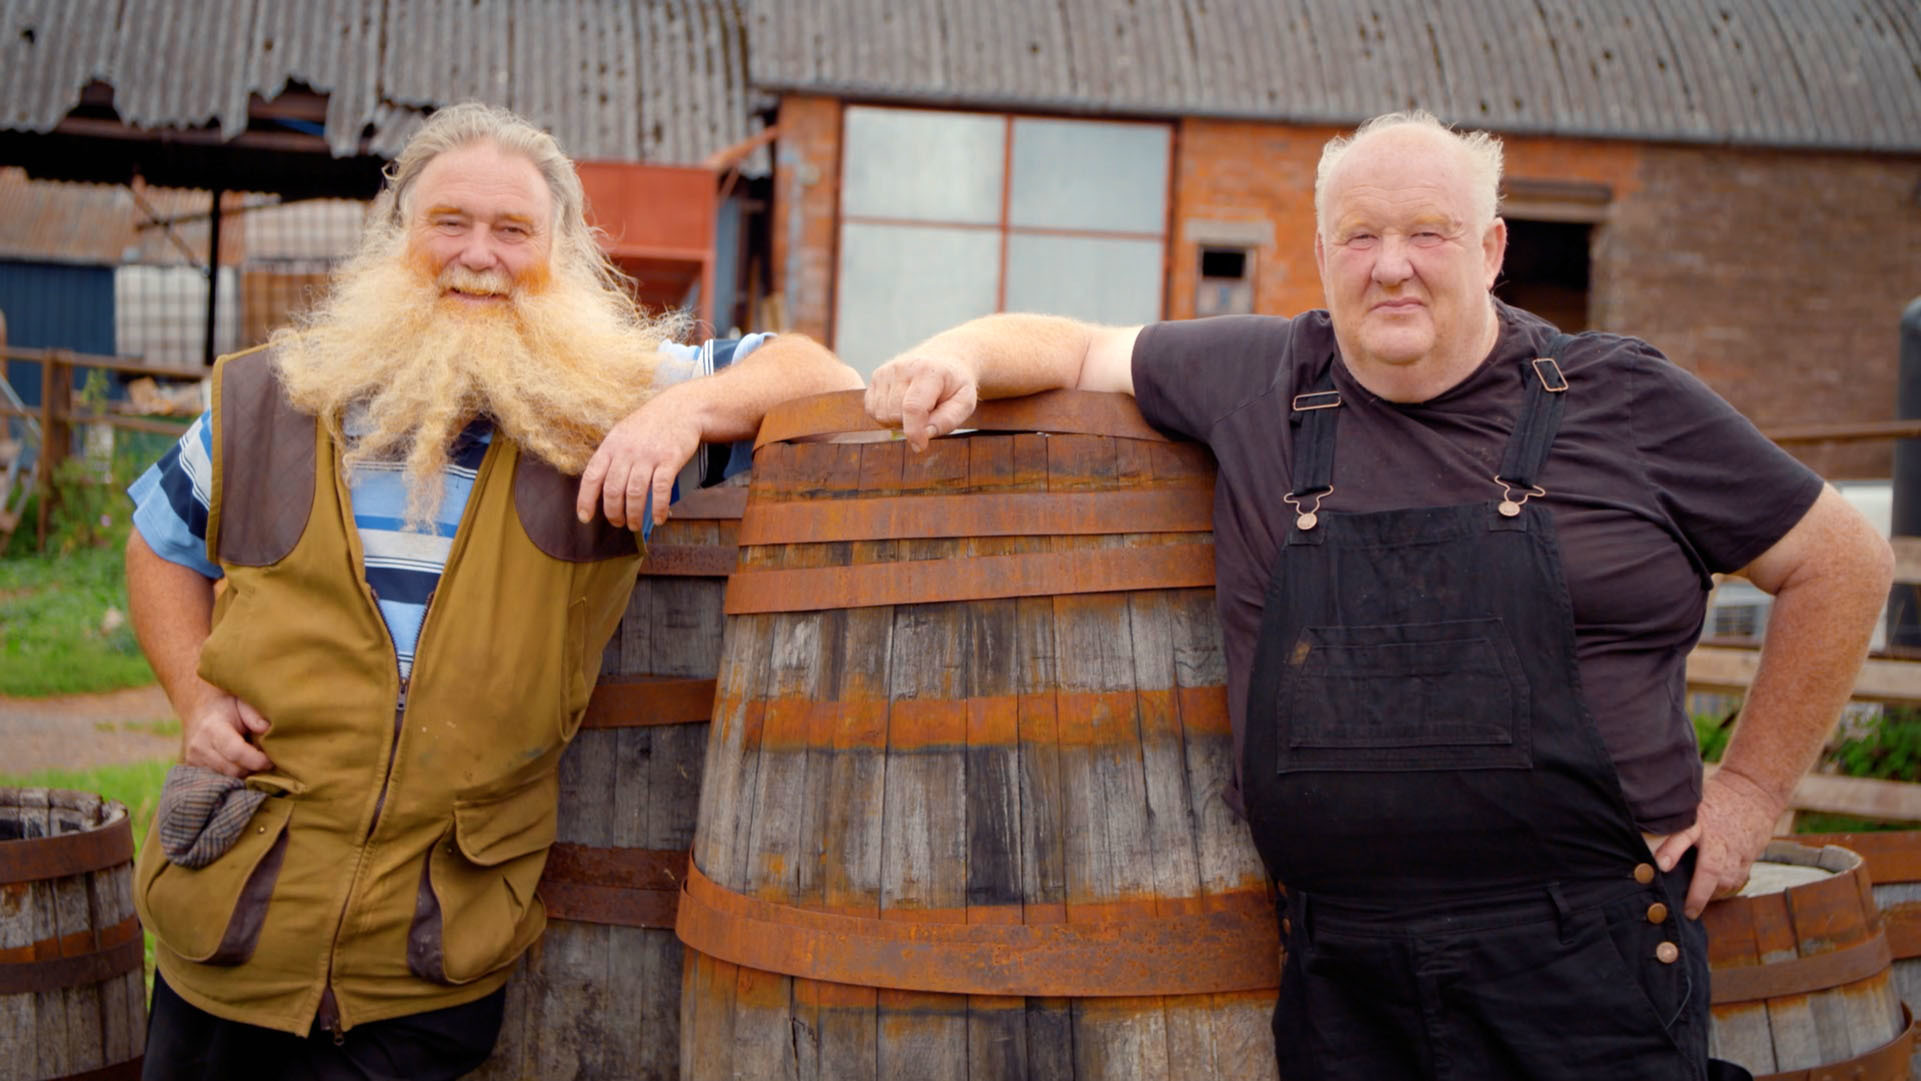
576;399;702;530
865;353;979;453
1654;768;1779;918
183;691;273;777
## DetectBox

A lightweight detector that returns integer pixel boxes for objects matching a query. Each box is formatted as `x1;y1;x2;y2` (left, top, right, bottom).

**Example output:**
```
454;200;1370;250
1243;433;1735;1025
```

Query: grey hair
372;101;634;302
1314;110;1504;233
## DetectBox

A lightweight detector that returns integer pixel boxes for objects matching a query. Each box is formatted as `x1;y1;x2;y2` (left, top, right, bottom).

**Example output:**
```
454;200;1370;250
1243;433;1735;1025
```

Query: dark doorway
1496;219;1590;332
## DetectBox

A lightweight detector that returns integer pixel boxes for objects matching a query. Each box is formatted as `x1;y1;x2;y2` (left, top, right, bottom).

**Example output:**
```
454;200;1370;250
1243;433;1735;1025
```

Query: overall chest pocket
1275;617;1532;773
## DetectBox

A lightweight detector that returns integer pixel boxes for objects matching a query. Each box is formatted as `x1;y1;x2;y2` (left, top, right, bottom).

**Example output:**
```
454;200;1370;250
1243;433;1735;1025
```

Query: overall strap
1287;367;1342;500
1494;332;1573;493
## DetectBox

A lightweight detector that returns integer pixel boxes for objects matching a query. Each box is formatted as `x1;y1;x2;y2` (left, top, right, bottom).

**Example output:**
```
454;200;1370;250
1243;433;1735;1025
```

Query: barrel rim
0;788;134;884
755;389;1171;450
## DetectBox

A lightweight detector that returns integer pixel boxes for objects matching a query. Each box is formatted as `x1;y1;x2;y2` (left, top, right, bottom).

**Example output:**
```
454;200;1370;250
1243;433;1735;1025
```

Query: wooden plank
1705;765;1921;822
1686;645;1921;705
1763;419;1921;446
877;598;970;1081
1047;433;1172;1081
683;950;738;1081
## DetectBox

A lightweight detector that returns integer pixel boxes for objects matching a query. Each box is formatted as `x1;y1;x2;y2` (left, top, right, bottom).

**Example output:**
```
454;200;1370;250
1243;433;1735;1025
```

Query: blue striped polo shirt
128;335;766;678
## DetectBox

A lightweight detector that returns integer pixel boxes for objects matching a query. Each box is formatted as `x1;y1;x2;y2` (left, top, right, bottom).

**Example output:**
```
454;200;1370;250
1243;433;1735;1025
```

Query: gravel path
0;684;178;775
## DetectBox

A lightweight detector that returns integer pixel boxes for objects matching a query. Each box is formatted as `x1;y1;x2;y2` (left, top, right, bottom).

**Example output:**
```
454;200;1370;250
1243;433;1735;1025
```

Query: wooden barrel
1787;830;1921;1078
678;390;1280;1080
474;482;744;1081
1703;840;1917;1080
0;788;145;1081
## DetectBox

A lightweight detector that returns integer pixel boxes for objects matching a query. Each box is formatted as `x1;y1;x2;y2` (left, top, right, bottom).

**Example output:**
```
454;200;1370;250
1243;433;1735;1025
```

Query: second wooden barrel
678;391;1280;1080
474;482;744;1081
1704;840;1916;1080
1786;829;1921;1078
0;787;146;1081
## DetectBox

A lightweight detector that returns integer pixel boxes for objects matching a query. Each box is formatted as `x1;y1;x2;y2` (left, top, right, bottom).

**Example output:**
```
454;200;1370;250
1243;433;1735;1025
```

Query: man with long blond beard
120;102;860;1080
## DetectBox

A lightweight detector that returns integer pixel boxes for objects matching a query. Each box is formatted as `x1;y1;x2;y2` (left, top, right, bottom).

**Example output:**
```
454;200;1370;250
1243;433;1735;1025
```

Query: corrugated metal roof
0;0;767;172
749;0;1921;153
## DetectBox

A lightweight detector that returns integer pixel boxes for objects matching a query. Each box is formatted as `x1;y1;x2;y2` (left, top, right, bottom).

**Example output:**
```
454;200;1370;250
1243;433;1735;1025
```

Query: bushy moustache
438;264;514;298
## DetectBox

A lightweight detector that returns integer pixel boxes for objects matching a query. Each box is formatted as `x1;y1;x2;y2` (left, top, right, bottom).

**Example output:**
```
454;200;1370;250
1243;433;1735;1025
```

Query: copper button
1633;863;1656;885
1647;902;1669;924
1655;941;1680;965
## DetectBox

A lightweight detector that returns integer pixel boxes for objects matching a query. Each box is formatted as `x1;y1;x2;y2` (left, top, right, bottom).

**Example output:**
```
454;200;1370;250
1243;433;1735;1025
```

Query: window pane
998;232;1160;326
834;222;1001;377
1003;234;1163;327
1009;119;1169;233
841;107;1005;225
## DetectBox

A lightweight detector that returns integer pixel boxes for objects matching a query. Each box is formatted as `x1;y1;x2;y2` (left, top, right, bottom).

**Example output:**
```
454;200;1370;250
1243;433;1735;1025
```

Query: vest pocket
136;795;295;965
1275;617;1532;773
407;774;558;985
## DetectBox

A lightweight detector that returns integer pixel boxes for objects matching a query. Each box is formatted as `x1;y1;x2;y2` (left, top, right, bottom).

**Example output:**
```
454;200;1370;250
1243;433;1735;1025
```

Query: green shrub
1829;707;1921;783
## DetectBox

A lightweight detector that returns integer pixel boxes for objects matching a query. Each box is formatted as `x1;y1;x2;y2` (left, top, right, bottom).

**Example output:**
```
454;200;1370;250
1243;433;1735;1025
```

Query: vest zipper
365;675;409;839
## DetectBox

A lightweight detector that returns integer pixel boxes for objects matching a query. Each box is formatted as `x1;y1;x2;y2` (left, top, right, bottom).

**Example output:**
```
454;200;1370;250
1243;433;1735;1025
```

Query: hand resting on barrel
866;314;1143;453
579;332;861;527
577;394;703;531
865;352;979;453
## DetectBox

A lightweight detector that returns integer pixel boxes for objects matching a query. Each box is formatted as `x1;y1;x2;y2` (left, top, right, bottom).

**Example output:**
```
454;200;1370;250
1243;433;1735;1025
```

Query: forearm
1717;508;1893;809
910;313;1105;398
658;333;862;444
125;529;222;719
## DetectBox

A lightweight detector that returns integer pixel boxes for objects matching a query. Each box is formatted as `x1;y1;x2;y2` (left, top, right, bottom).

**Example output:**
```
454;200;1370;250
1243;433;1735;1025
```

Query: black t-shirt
1133;301;1824;832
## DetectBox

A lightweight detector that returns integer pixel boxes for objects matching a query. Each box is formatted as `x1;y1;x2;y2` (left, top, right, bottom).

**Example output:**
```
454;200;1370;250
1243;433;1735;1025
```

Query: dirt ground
0;684;177;775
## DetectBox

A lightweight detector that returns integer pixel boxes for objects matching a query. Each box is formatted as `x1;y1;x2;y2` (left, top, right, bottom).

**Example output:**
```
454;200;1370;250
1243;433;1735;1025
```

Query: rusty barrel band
1790;831;1921;885
724;544;1217;615
540;845;688;927
0;922;144;995
1751;1005;1916;1081
0;814;134;885
53;1058;144;1081
541;881;681;930
666;484;748;521
1708;928;1893;1004
543;844;688;891
638;545;736;577
675;862;1280;998
581;676;718;729
738;489;1214;546
755;389;1170;451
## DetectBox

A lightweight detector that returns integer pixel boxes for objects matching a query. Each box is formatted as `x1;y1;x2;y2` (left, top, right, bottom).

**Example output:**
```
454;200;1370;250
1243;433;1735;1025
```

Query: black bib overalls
1242;342;1741;1081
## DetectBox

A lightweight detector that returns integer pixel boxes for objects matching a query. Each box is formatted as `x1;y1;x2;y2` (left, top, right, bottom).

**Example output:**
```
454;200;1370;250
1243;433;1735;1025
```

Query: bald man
862;111;1889;1080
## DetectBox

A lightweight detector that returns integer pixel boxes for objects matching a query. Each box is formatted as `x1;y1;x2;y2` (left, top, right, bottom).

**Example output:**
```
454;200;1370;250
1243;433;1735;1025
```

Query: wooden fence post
34;349;71;547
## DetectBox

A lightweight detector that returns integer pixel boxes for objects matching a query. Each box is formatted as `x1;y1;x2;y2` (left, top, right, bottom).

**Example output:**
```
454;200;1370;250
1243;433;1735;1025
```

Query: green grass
0;543;156;696
2;758;172;991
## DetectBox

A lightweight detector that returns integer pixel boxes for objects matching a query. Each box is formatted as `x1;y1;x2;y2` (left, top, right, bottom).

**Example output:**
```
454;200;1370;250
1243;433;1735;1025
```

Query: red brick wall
1596;146;1921;479
1167;119;1921;479
770;95;842;342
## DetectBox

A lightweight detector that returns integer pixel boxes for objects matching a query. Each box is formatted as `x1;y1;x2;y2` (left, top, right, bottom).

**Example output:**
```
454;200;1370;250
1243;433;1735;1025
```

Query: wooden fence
0;344;195;545
1690;532;1921;826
